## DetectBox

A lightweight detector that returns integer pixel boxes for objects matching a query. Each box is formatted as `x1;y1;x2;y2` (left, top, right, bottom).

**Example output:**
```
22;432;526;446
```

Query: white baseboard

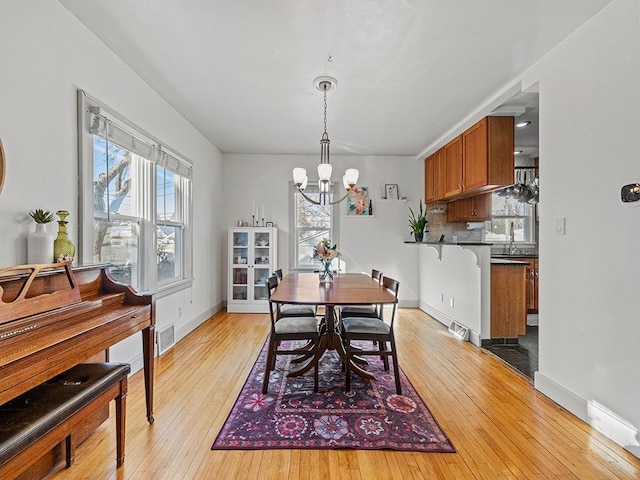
176;303;223;343
535;372;640;459
419;301;480;346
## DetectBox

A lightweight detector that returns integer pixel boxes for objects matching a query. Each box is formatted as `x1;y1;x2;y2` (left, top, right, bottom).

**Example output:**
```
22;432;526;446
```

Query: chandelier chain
323;88;328;135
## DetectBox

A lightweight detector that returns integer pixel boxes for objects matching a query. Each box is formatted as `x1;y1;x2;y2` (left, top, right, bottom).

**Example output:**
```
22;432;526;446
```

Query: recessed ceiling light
516;120;531;128
514;150;523;155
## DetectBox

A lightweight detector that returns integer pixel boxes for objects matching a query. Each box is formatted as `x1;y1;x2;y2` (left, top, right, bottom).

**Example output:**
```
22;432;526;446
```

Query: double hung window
291;184;337;269
78;91;193;293
484;192;535;244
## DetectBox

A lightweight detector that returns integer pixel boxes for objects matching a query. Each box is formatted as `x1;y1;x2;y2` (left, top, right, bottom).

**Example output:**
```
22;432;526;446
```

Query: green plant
29;209;55;224
408;200;428;234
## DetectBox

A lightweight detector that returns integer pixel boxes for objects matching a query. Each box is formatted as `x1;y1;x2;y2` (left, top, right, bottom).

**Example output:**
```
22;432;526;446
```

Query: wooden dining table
270;272;398;378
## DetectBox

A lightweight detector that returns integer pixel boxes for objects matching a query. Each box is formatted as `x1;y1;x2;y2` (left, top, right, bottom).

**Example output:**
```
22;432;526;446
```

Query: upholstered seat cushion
279;304;315;317
340;305;377;317
0;362;130;463
342;317;390;335
274;316;318;335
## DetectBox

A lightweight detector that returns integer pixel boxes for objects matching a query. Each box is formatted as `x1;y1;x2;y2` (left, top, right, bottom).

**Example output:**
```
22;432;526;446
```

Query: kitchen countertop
404;241;493;246
491;253;538;258
491;258;530;265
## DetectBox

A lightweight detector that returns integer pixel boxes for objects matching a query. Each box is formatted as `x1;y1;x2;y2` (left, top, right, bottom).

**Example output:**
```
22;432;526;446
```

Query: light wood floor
51;308;640;480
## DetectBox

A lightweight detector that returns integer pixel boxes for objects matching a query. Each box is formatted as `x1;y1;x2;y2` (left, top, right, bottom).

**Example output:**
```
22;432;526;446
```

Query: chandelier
292;76;359;205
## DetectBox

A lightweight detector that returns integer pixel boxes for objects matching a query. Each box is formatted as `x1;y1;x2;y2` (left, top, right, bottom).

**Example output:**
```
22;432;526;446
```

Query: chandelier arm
296;186;322;205
328;187;354;205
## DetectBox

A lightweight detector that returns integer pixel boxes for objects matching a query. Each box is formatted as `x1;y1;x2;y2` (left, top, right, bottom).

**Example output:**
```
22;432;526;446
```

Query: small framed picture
385;184;399;200
265;221;274;227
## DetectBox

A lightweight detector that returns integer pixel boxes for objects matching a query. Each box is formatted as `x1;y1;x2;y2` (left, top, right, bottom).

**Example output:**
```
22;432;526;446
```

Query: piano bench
0;362;131;479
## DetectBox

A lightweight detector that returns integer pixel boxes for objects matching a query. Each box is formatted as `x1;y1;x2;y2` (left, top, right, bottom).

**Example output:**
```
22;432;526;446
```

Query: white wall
418;244;492;345
0;1;224;370
221;154;423;305
523;0;640;457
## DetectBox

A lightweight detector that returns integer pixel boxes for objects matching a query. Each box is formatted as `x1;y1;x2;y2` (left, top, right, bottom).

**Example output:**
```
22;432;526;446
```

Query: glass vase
53;210;76;263
319;261;334;284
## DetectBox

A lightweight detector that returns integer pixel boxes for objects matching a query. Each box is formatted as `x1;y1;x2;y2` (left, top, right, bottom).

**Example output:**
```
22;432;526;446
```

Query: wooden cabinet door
425;154;434;202
443;136;463;197
462;118;488;191
446;193;491;222
433;148;445;200
533;259;539;311
471;193;491;221
510;257;539;312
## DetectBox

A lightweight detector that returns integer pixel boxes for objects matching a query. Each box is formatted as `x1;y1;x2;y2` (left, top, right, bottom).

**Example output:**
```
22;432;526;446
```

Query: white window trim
289;181;339;272
77;90;193;294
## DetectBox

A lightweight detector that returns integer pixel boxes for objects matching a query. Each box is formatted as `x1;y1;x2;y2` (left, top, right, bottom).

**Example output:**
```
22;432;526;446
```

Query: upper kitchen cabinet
424;149;444;202
462;116;514;194
443;135;463;198
446;193;491;222
425;116;514;204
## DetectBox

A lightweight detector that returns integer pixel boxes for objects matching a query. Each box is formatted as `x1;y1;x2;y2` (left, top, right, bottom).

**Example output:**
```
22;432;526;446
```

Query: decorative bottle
53;210;76;263
368;200;373;215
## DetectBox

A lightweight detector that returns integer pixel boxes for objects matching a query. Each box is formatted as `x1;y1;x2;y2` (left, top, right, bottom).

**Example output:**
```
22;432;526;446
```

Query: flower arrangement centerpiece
313;238;340;283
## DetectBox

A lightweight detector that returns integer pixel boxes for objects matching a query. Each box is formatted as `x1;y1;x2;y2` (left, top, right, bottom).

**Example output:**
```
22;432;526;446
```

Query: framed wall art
347;186;369;215
385;183;399;200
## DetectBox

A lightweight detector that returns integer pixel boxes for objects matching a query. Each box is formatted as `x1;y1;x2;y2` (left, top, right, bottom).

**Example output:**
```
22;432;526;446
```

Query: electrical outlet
440;293;444;303
555;217;566;236
178;306;183;318
449;297;454;308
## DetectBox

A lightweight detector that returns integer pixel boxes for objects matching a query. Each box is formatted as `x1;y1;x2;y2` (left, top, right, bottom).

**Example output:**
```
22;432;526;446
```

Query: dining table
270;272;398;379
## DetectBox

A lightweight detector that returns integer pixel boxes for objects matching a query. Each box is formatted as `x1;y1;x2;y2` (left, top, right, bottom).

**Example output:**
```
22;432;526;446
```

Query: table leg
288;306;374;380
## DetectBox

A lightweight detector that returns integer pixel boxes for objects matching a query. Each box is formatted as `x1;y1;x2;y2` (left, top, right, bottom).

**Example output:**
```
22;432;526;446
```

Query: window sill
154;278;194;299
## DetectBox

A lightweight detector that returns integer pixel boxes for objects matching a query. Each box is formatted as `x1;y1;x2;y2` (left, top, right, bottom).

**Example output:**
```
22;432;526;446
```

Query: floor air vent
448;321;469;342
157;325;175;355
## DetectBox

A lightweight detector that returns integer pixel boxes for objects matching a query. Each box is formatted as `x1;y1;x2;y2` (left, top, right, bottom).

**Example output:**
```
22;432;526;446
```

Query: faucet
508;221;517;255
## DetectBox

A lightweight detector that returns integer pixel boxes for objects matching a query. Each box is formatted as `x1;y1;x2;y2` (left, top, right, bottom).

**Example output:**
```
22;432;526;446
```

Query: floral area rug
211;339;455;452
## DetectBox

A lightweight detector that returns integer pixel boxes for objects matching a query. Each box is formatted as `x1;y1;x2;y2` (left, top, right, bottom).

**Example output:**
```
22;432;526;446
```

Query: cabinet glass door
231;231;249;301
253;266;270;301
232;267;248;300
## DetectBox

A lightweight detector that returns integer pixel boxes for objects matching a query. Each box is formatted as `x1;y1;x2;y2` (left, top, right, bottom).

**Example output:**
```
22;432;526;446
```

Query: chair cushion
342;317;390;335
340;305;377;317
0;362;130;463
280;304;315;317
274;316;318;335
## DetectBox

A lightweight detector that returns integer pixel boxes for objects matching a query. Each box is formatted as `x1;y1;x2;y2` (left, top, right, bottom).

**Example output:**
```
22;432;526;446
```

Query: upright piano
0;262;155;424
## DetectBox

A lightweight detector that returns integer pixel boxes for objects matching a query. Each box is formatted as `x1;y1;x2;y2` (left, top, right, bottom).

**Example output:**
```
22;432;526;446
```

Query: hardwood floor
51;308;640;480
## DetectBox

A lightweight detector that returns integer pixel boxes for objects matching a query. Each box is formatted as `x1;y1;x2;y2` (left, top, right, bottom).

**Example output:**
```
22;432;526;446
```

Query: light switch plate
555;217;566;235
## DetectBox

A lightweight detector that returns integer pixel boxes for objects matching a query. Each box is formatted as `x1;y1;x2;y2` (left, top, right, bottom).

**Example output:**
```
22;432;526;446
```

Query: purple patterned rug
212;340;455;452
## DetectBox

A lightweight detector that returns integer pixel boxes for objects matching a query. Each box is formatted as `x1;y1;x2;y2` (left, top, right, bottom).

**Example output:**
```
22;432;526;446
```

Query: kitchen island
418;243;528;346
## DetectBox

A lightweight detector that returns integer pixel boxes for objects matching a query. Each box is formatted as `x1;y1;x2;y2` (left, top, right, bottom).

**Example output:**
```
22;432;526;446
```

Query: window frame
77;90;193;297
484;191;536;245
289;181;339;271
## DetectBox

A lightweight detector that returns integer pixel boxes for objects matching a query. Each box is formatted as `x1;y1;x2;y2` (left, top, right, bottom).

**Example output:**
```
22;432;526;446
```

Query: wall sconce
621;183;640;203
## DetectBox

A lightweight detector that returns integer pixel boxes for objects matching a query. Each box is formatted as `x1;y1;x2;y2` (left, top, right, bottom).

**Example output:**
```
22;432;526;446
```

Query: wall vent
157;325;175;355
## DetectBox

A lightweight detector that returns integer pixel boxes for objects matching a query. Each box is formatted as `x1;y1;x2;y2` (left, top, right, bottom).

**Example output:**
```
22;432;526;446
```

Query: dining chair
342;276;401;394
263;275;319;394
340;269;384;319
272;269;317;319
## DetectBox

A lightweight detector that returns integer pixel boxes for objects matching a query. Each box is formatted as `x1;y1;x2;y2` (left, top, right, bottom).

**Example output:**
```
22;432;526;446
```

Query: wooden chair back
381;276;399;325
371;269;383;284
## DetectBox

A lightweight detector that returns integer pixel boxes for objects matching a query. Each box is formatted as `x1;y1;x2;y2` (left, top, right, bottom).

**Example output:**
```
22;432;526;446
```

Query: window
291;183;337;270
78;91;193;294
484;192;535;243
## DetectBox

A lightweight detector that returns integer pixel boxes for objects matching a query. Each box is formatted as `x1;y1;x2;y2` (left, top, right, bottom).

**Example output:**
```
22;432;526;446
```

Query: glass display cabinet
227;227;277;313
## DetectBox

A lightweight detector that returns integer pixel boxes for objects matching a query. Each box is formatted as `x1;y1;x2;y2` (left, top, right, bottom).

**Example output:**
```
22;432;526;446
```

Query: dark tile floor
483;326;538;379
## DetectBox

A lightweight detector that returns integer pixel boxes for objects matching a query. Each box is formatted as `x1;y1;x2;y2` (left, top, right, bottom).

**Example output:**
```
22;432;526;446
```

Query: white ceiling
58;0;611;157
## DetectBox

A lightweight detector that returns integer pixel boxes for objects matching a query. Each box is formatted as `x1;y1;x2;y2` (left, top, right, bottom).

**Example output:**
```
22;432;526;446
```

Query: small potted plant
408;200;428;243
27;209;55;264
